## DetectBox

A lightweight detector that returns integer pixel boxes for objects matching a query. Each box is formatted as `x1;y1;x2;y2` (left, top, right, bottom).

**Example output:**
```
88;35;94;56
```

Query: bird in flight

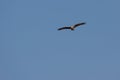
58;22;86;31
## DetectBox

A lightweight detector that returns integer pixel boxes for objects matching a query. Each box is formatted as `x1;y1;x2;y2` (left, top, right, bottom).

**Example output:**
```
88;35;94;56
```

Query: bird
58;22;86;31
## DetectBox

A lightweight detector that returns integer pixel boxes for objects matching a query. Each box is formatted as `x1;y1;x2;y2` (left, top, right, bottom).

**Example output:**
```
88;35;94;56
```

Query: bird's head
70;27;74;30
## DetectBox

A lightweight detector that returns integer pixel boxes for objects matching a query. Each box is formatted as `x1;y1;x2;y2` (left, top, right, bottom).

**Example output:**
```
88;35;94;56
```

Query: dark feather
73;22;86;28
58;27;71;30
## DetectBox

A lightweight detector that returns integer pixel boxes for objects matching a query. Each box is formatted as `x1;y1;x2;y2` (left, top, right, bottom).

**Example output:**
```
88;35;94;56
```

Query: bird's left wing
58;27;70;30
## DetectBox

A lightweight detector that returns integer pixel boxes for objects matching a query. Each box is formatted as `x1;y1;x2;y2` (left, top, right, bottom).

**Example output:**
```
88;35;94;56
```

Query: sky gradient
1;0;120;80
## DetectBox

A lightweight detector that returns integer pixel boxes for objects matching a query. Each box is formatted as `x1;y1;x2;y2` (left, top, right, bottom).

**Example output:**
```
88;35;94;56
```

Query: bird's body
58;22;86;31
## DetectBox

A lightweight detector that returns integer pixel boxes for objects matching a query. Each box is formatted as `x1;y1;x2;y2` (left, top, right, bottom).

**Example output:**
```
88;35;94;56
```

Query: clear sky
1;0;120;80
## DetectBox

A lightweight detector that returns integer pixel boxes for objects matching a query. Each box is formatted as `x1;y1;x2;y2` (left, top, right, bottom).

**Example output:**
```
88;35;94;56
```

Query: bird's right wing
73;22;86;28
58;27;70;30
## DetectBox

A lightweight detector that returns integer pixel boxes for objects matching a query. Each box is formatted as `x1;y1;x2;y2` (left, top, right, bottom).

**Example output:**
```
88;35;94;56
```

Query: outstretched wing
58;27;71;30
73;22;86;28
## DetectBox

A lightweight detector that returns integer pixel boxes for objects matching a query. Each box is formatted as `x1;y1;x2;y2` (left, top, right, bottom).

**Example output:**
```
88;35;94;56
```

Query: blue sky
1;0;120;80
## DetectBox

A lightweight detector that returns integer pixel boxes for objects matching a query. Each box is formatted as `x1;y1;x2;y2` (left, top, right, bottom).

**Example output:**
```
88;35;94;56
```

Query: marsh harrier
58;22;86;31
